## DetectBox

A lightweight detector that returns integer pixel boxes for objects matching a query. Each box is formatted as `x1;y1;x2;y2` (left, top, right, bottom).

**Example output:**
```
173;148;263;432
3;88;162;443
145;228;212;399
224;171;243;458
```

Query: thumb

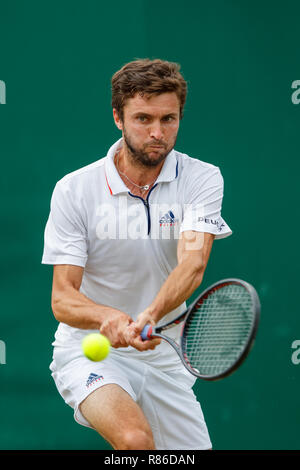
133;313;155;335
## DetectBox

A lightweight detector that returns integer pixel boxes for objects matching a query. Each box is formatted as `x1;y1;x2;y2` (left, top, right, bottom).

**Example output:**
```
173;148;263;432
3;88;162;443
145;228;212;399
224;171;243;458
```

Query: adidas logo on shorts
86;373;104;388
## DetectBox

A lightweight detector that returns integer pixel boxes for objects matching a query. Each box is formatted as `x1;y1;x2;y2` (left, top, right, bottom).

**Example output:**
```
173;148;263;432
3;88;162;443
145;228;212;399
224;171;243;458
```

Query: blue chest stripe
128;183;158;236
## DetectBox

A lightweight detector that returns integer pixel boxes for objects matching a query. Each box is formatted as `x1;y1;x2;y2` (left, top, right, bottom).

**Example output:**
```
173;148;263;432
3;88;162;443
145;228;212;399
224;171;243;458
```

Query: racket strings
184;284;254;376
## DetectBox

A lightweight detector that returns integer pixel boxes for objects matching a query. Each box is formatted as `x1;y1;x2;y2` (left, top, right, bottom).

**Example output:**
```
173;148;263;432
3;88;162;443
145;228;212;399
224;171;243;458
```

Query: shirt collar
104;138;178;195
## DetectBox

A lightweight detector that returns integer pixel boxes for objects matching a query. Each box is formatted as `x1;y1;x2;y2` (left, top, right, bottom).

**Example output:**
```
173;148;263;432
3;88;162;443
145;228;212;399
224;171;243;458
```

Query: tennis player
42;59;232;450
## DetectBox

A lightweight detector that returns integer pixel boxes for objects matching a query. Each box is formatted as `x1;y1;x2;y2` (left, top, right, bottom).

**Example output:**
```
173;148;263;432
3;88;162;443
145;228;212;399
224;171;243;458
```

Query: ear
113;108;123;130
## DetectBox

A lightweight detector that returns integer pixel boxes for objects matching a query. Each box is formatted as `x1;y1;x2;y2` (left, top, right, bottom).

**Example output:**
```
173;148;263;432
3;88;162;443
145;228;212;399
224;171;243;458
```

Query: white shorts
50;345;212;450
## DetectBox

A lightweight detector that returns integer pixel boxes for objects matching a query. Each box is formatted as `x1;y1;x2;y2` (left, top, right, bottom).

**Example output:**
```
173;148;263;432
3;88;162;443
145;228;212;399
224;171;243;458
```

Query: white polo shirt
42;138;232;367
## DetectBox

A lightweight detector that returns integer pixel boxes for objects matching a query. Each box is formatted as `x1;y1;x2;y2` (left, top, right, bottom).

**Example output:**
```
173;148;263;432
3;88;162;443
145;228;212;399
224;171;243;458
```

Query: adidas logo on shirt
159;210;179;227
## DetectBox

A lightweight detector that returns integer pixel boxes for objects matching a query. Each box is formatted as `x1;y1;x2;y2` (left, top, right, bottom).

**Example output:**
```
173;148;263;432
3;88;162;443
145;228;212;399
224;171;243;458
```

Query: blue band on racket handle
141;324;153;341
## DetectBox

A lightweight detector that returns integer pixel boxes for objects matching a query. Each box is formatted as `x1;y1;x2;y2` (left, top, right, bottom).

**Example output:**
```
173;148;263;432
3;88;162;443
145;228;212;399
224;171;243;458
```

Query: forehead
124;92;180;115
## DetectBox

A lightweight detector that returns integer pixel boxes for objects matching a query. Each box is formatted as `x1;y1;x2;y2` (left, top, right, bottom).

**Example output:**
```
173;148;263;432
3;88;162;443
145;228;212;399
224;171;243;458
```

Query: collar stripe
105;170;113;195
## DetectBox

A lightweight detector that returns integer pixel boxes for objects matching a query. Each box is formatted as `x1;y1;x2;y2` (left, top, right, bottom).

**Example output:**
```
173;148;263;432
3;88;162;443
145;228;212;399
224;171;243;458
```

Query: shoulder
174;149;222;184
58;157;106;187
53;157;107;200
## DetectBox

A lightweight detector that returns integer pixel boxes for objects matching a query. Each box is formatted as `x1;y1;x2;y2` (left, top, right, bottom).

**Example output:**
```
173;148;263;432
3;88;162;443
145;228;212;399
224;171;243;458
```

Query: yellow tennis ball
82;333;111;362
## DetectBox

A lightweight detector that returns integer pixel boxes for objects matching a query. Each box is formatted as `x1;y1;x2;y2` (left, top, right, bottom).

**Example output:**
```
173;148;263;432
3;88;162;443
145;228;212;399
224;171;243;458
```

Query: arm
51;264;160;350
130;231;215;333
45;183;160;351
135;163;231;327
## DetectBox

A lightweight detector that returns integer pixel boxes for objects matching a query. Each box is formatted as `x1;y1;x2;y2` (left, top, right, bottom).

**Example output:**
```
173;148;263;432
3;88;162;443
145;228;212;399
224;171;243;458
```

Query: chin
143;156;168;168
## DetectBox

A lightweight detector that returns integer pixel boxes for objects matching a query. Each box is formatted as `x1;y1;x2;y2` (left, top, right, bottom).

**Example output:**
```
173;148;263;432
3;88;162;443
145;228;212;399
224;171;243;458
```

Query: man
42;59;232;450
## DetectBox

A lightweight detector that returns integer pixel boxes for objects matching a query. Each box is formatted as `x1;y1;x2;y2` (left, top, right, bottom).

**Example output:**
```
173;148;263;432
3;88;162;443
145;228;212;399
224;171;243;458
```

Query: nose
149;122;164;141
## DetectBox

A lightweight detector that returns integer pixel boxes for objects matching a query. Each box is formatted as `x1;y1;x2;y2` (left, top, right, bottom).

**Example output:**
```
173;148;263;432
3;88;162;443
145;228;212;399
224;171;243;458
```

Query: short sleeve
180;166;232;240
41;181;88;266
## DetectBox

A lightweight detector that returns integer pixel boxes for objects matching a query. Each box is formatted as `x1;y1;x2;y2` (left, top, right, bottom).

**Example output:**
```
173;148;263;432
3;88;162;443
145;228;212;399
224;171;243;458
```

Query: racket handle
141;324;153;341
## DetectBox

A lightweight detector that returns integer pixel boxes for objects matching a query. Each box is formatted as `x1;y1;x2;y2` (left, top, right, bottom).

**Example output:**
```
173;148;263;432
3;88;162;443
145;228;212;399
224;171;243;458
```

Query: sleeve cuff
179;217;233;240
41;254;87;267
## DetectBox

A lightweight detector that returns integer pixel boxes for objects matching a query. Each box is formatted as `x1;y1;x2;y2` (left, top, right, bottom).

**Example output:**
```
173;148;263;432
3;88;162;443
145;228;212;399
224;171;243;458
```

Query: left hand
130;308;156;336
124;309;161;351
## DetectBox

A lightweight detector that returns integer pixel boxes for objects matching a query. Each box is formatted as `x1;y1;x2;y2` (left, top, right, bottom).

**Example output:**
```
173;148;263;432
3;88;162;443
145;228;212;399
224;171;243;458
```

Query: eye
137;115;148;122
162;116;174;122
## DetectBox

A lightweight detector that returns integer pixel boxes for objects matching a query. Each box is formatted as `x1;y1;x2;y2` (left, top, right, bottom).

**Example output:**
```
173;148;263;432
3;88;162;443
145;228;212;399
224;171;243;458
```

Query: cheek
130;123;148;135
167;124;179;139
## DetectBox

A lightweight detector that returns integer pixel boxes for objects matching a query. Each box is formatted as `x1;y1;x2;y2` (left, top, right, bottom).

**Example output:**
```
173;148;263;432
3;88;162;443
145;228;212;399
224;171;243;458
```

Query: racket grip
141;324;153;341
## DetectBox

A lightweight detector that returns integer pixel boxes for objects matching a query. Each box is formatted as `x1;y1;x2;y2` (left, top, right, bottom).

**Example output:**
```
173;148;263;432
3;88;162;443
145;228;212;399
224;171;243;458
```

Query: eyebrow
133;112;178;118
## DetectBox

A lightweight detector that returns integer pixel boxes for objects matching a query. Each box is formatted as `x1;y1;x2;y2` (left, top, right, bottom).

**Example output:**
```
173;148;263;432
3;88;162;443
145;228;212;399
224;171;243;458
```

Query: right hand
99;310;161;351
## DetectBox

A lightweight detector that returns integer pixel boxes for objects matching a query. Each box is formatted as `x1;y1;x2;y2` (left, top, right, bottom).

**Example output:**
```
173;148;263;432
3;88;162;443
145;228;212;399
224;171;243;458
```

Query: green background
1;0;299;450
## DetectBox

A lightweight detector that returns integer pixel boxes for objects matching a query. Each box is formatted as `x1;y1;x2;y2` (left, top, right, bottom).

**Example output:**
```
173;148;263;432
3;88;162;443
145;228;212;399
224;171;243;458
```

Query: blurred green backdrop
1;0;299;450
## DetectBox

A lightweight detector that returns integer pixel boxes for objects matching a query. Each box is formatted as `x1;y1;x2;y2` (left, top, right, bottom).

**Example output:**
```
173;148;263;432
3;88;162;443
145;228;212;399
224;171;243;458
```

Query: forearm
147;258;205;323
52;285;162;350
132;233;214;334
51;286;122;330
51;265;160;351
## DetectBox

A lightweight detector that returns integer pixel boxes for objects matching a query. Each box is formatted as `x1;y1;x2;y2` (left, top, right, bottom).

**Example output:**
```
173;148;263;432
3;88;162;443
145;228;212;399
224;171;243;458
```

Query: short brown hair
111;58;187;121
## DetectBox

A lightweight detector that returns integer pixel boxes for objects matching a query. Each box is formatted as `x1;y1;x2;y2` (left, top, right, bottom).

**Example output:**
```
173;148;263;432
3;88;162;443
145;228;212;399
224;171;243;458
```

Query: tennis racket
141;278;260;381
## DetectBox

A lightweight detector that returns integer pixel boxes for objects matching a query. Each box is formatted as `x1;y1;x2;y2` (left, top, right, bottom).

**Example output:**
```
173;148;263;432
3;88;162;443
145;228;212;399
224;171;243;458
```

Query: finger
145;338;161;350
123;325;137;344
132;312;155;334
143;338;161;350
130;321;143;335
130;336;161;351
